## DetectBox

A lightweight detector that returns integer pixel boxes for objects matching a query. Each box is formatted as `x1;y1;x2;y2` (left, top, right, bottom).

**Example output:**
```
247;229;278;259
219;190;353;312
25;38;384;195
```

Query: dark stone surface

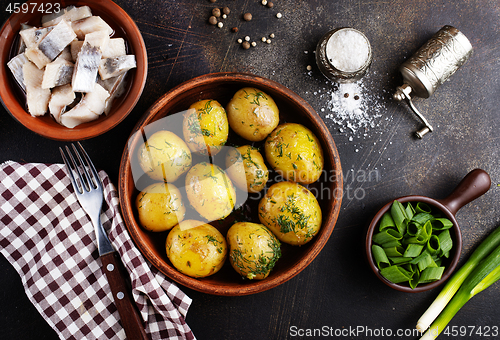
1;1;500;339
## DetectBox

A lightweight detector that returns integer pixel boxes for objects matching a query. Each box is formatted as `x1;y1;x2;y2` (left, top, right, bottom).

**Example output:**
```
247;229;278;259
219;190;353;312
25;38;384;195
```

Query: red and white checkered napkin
0;161;195;340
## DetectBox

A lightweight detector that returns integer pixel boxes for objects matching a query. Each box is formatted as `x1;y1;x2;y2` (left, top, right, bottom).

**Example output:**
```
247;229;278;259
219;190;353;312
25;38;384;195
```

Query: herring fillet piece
84;30;110;52
42;59;74;89
7;53;29;91
98;73;127;115
102;38;126;58
98;55;136;80
23;62;51;116
60;83;110;128
16;24;33;54
55;45;73;63
38;19;77;62
82;83;110;115
49;84;75;122
19;26;53;49
72;42;101;92
71;16;113;40
25;20;77;69
42;6;92;27
41;6;73;26
73;38;126;61
70;40;84;62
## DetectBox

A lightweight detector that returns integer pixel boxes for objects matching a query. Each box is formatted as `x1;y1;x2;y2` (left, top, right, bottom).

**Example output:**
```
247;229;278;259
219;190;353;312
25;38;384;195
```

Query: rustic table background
1;0;500;339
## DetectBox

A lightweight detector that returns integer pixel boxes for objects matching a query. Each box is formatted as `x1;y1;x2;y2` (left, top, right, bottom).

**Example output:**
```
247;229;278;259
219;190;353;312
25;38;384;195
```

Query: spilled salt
322;80;384;134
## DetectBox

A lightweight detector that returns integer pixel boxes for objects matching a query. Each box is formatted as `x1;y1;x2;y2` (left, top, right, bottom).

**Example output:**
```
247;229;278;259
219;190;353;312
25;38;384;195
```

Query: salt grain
326;30;370;72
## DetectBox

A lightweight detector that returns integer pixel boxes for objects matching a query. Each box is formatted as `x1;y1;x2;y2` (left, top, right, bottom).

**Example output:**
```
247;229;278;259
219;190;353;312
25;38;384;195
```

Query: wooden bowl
366;169;491;292
119;72;343;296
0;0;147;141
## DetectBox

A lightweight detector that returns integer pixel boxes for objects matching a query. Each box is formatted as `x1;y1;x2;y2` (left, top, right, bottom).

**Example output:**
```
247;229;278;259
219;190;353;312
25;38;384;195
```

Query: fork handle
101;252;150;340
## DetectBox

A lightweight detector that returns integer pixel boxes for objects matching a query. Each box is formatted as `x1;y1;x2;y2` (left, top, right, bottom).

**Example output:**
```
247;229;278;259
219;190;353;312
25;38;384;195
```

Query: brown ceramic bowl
119;72;343;296
0;0;147;141
366;169;491;293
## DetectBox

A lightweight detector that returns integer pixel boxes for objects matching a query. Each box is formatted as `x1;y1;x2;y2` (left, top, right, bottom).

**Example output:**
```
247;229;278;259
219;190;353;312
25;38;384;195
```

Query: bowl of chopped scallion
366;169;491;292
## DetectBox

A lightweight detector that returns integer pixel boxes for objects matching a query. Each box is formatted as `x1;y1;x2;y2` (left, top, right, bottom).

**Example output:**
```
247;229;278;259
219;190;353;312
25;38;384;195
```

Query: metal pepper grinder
393;25;473;138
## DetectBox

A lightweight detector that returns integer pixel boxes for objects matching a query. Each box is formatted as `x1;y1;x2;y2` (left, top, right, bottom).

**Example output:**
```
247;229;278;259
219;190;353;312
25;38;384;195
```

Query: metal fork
60;142;149;340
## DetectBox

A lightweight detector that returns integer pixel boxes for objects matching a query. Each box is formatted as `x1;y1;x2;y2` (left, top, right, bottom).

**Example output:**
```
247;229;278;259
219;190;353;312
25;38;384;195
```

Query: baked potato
135;182;185;232
185;162;236;221
166;220;227;278
227;222;281;280
225;145;269;193
183;99;229;156
265;123;324;184
226;87;279;141
137;130;192;182
258;181;322;245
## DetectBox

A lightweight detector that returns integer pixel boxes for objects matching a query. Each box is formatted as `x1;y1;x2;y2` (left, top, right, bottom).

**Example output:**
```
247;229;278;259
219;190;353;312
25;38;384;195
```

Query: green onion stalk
417;226;500;338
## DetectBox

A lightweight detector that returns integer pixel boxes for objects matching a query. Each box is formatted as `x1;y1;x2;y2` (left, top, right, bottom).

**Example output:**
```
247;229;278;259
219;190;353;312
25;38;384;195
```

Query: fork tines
60;142;102;195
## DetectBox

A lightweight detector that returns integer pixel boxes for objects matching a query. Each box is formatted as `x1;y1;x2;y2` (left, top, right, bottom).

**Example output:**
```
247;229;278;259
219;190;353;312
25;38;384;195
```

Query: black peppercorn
243;12;252;21
242;41;251;49
222;7;230;15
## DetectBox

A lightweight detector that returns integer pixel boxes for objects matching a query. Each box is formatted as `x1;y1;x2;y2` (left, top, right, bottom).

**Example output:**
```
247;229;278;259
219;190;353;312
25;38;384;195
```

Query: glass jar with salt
316;27;372;83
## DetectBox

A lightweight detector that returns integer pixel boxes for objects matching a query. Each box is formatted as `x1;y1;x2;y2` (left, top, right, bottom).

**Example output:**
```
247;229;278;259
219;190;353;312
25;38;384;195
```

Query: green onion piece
431;218;453;231
404;236;428;245
372;245;390;269
438;230;453;258
419;244;500;339
391;200;408;235
380;265;413;283
411;252;437;271
412;212;434;226
409;269;421;289
379;212;395;231
402;264;419;280
380;239;401;248
415;202;432;214
389;256;412;264
407;222;421;236
404;243;424;258
372;229;402;246
405;202;415;220
418;267;445;284
427;235;440;254
417;225;500;333
383;246;404;257
417;220;433;243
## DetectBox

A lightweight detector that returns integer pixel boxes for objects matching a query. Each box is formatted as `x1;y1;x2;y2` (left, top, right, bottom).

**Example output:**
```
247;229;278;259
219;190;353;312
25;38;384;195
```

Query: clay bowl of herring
0;0;147;141
119;72;343;296
366;169;491;293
